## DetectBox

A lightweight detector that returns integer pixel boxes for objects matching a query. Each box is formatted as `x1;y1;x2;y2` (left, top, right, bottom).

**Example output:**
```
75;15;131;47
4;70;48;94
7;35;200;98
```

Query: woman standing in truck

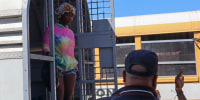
43;2;79;100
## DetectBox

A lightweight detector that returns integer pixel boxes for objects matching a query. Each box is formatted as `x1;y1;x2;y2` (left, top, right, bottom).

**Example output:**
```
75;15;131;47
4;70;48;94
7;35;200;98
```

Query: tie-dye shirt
43;23;78;71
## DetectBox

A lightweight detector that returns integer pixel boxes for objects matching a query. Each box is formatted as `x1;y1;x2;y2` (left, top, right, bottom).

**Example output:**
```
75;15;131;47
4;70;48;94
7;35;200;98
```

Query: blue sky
114;0;200;17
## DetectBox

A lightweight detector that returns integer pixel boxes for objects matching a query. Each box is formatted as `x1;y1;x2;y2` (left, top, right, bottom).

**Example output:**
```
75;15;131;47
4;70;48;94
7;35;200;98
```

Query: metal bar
44;0;48;31
30;54;54;61
82;49;86;100
90;0;93;20
158;61;196;64
110;0;118;92
48;0;56;99
110;0;114;30
141;39;194;44
80;0;83;32
76;1;84;99
106;71;109;97
79;49;84;100
86;49;90;82
89;6;111;9
84;0;86;32
116;43;135;46
112;38;118;91
194;32;200;82
81;79;115;83
117;61;196;67
103;0;105;19
91;49;96;99
49;0;55;56
90;12;111;15
22;0;31;99
85;0;89;32
116;64;125;67
76;0;80;33
97;0;99;20
84;61;95;64
98;0;111;3
101;0;111;2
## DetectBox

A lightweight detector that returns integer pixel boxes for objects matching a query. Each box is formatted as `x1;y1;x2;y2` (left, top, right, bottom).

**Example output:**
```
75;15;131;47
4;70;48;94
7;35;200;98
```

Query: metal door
76;0;118;100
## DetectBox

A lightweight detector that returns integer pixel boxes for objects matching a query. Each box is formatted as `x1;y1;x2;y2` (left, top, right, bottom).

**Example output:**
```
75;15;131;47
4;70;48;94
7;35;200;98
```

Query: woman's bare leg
57;76;64;100
63;74;76;100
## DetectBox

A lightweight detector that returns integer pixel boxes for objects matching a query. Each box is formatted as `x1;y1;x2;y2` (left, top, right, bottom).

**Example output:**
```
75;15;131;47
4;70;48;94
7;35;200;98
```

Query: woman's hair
55;2;76;19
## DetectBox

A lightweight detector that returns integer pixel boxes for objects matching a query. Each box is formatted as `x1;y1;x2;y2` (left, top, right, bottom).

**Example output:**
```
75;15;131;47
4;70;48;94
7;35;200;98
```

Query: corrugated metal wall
0;10;23;59
0;1;24;99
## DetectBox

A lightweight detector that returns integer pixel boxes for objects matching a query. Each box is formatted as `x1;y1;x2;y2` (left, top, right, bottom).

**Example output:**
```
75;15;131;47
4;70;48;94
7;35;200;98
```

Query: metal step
30;54;54;61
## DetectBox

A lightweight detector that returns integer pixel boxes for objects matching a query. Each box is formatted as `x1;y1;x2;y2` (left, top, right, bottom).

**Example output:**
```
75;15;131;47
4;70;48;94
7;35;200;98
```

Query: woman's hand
175;69;184;89
77;70;80;80
44;52;50;56
175;69;187;100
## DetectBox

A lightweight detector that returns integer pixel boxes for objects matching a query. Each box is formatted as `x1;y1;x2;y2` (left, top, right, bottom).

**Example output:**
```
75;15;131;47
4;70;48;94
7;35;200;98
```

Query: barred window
142;32;196;76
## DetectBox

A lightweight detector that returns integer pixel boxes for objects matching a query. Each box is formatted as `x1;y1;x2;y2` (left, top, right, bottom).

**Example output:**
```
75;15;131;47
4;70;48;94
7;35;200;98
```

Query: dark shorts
57;69;80;87
58;69;77;77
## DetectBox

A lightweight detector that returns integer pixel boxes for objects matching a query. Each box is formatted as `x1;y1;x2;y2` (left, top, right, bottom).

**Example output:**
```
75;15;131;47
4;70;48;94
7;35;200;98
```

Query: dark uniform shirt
98;85;158;100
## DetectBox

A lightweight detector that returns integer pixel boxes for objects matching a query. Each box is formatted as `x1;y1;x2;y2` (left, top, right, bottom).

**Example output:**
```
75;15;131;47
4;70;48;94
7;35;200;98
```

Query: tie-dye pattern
43;24;78;71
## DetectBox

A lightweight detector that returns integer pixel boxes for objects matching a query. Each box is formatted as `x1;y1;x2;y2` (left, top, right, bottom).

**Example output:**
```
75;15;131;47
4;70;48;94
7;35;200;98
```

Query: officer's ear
152;75;158;89
123;70;126;82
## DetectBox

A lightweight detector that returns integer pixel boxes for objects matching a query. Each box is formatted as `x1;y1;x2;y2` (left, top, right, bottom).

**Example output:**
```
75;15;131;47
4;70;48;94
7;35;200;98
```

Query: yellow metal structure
194;32;200;82
135;36;141;50
115;11;200;84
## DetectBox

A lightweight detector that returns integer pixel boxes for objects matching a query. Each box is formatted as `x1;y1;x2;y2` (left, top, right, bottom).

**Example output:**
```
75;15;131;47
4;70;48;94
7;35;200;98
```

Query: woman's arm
175;69;187;100
43;28;50;54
